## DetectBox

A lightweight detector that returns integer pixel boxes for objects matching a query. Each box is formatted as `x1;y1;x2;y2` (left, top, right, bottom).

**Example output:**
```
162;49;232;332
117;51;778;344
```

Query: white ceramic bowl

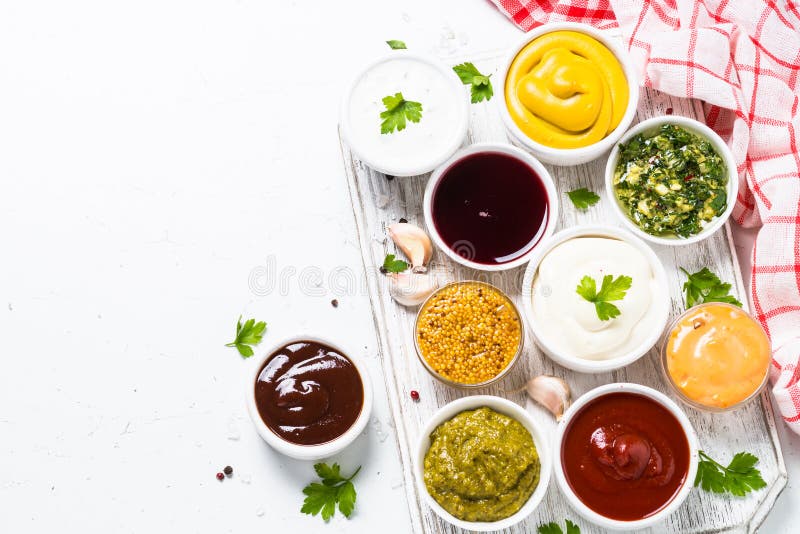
497;22;640;166
415;395;552;531
605;115;739;246
423;142;559;272
340;51;469;177
246;335;373;461
520;225;670;373
553;383;699;530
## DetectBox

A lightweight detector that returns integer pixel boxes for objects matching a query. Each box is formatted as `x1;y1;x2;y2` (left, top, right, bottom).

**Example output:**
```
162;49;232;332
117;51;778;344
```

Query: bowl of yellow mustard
497;22;639;165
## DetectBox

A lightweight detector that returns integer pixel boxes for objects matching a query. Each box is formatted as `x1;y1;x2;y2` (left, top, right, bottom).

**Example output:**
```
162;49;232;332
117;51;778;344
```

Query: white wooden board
338;50;787;534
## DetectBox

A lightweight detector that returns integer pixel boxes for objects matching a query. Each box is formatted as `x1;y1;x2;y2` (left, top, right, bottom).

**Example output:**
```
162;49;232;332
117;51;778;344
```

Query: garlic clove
388;272;439;307
388;223;432;272
525;375;571;421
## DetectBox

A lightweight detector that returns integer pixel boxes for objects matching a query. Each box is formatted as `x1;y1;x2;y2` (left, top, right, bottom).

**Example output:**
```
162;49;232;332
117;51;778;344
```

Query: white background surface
0;1;796;532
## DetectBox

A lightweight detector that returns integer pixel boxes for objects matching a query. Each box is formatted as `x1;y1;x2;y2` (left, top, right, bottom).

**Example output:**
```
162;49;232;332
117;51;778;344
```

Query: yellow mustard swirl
505;31;629;149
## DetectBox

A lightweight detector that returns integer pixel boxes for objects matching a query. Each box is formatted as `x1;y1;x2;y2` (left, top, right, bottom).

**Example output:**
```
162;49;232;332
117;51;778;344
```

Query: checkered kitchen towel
491;0;800;433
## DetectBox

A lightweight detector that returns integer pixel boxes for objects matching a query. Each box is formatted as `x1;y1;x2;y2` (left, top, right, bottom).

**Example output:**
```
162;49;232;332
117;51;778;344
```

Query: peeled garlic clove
388;272;439;307
525;375;571;421
388;223;432;272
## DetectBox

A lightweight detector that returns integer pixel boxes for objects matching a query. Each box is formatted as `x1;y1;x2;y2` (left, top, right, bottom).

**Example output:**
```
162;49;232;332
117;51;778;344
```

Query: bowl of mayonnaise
340;51;469;177
520;225;670;373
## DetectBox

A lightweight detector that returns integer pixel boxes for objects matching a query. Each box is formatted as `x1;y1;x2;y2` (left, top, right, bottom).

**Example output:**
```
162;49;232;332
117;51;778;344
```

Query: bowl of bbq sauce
554;383;698;530
423;143;558;271
247;336;373;460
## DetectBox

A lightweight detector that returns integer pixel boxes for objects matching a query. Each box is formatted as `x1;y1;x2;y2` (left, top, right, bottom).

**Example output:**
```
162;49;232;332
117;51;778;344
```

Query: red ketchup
561;393;690;521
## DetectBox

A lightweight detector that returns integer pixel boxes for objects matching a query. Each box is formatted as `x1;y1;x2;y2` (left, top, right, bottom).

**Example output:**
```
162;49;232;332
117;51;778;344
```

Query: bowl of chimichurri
414;395;552;531
605;116;738;246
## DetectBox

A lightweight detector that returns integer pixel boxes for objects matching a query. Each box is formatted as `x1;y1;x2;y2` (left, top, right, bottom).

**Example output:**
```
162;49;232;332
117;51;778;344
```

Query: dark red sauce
255;340;363;446
431;151;549;265
561;393;690;521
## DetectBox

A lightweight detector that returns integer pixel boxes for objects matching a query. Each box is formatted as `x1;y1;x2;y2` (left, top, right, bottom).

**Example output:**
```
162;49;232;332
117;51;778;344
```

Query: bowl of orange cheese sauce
662;302;771;411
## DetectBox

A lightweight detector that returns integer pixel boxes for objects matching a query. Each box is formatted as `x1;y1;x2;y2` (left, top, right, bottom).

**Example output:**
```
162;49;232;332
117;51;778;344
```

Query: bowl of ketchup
246;335;373;461
423;143;558;272
553;383;698;530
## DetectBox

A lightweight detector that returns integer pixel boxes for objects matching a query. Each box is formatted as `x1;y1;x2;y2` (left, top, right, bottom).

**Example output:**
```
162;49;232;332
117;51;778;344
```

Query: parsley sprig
386;40;407;50
680;267;742;308
576;274;632;321
381;253;408;273
224;316;266;357
380;92;422;134
301;463;361;522
538;519;580;534
694;450;766;496
566;188;600;209
453;62;494;103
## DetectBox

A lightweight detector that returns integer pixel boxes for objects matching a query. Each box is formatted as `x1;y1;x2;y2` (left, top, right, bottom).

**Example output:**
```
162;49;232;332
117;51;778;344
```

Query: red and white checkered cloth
491;0;800;433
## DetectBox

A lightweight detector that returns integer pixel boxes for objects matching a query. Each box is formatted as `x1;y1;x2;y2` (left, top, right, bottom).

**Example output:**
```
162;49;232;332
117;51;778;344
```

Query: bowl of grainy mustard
414;281;524;388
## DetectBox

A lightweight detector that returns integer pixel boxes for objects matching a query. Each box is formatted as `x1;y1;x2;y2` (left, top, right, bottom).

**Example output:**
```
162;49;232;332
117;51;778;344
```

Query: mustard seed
415;282;521;384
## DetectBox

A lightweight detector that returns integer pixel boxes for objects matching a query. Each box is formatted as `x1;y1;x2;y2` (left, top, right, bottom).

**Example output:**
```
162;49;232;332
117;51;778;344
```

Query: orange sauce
665;303;770;409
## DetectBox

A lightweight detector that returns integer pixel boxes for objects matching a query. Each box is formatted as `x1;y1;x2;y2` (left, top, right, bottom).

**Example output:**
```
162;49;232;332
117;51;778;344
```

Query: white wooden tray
338;50;787;534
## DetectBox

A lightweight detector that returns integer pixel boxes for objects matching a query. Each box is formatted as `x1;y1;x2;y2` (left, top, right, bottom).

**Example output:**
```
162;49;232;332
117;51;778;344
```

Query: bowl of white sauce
520;225;670;373
340;51;469;177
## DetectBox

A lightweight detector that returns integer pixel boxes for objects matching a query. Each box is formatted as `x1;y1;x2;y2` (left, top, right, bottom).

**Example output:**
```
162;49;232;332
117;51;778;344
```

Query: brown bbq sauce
431;151;549;265
255;340;363;446
561;392;690;521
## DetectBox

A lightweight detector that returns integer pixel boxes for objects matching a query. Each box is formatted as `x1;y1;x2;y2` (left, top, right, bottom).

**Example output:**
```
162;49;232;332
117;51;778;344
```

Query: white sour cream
531;237;660;360
346;57;464;175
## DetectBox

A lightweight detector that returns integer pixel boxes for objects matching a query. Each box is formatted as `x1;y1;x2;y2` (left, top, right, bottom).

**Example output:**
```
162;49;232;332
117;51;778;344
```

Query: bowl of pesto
605;115;738;246
415;395;551;531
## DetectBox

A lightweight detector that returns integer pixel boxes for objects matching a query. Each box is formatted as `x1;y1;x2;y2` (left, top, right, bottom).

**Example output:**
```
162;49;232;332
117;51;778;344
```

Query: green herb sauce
423;407;540;522
613;124;728;238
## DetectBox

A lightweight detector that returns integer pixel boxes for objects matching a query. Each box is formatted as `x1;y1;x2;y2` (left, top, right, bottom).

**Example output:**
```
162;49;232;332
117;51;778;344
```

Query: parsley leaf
576;274;632;321
595;301;622;321
596;275;632;301
301;463;361;521
382;253;408;273
301;483;338;521
695;451;767;497
386;40;407;49
538;523;562;534
538;519;581;534
224;316;266;358
336;481;357;517
315;463;344;486
380;92;422;134
566;188;601;209
680;267;742;308
453;62;494;103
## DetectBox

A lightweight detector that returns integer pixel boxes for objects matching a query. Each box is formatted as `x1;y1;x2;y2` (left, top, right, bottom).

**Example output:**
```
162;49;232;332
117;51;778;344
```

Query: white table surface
0;1;796;532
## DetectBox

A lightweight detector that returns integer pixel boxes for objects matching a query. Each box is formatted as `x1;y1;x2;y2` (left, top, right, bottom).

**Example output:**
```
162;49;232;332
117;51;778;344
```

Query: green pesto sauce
423;407;540;522
614;124;728;238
